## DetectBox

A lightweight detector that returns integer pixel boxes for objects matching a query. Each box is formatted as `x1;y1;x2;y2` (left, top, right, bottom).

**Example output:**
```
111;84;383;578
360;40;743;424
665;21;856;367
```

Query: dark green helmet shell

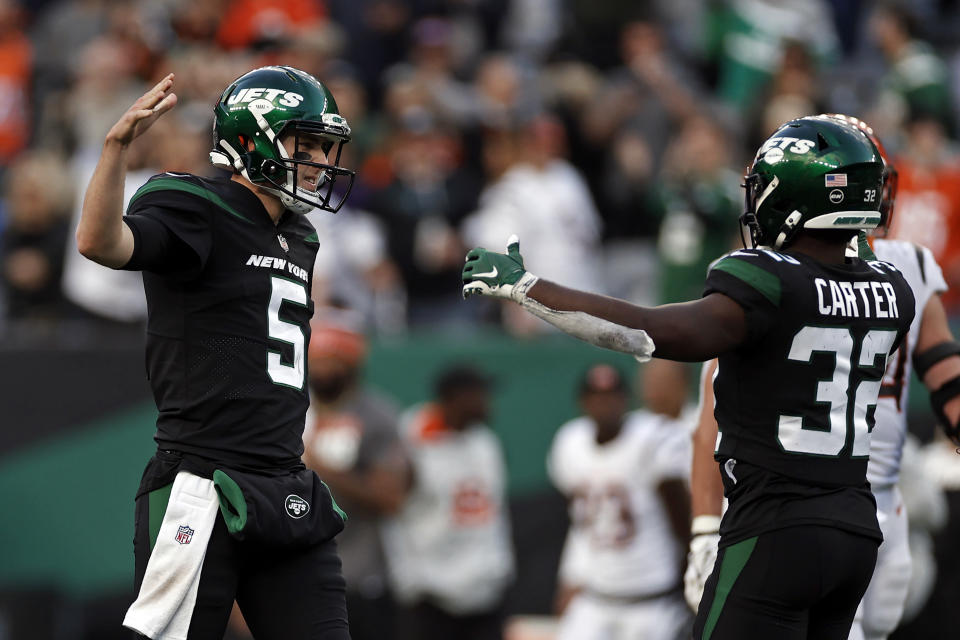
742;115;885;249
210;66;354;213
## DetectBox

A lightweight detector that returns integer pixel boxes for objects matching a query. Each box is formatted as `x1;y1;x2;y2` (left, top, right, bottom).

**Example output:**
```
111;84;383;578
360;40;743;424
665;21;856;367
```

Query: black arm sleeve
703;260;779;345
120;193;212;277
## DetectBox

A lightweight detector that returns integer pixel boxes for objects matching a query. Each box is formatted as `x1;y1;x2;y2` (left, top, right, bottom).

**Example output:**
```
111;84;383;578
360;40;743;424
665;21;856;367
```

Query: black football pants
693;525;878;640
132;484;350;639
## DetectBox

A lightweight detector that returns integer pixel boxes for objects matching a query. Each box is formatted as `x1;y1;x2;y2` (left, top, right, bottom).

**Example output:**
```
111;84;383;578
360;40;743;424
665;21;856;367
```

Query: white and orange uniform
548;409;692;640
383;403;514;615
848;238;947;640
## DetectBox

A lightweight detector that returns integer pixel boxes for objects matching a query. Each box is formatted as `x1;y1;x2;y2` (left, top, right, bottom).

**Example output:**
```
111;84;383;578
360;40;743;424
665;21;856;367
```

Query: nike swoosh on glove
462;235;537;301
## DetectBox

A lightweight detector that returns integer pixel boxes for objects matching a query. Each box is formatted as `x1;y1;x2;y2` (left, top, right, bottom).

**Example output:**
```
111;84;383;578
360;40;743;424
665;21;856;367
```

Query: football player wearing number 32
684;115;960;640
462;115;915;640
77;67;356;639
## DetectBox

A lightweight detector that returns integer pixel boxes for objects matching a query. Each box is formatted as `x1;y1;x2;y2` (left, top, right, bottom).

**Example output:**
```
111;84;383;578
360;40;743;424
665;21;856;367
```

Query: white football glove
683;515;721;612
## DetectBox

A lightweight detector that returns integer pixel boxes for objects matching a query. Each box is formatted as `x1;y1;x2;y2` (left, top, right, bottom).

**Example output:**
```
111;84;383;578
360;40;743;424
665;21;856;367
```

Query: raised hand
105;73;178;147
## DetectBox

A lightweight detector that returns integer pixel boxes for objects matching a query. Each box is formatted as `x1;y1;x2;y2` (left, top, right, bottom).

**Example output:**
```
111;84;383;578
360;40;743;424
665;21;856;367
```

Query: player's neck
595;420;623;445
784;234;849;265
231;173;286;225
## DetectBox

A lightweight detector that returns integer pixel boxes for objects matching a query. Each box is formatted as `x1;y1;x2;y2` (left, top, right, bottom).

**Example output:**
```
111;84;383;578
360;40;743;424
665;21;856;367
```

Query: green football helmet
210;66;355;214
741;115;885;249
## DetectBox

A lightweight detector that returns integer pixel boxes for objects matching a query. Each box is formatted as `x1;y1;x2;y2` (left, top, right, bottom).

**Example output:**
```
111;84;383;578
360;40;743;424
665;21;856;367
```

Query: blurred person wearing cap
302;316;408;640
547;362;693;640
383;364;514;640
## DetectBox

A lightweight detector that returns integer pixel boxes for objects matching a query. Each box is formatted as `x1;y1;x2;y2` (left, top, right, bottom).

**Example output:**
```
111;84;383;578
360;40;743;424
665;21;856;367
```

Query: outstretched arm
462;237;747;361
76;74;177;268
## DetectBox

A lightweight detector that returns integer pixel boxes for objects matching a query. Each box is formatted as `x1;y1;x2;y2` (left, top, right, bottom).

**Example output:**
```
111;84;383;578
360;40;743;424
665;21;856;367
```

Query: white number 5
267;276;308;389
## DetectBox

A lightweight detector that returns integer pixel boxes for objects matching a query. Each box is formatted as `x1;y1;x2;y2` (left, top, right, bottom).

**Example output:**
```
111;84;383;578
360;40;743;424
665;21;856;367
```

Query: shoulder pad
709;250;786;306
127;173;254;224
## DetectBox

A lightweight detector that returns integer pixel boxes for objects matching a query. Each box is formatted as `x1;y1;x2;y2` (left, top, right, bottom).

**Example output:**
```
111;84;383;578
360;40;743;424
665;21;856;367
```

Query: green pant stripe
147;484;173;551
703;536;758;640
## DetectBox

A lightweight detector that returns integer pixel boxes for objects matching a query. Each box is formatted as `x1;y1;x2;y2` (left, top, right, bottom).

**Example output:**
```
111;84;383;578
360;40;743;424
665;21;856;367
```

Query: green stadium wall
0;332;639;598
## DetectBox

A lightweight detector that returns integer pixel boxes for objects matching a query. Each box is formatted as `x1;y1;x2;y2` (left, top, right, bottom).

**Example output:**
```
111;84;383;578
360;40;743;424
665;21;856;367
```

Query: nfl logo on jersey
278;234;289;252
175;525;194;545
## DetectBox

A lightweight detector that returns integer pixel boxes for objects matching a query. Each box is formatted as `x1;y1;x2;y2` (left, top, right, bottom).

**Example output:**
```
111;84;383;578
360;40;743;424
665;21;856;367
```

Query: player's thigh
555;595;614;640
694;526;870;640
620;595;693;640
805;527;878;640
859;490;911;639
236;537;349;640
133;490;239;640
693;534;805;640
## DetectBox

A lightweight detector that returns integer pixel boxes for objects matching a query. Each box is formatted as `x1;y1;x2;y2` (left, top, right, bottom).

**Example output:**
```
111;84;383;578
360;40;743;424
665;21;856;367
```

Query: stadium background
1;0;960;638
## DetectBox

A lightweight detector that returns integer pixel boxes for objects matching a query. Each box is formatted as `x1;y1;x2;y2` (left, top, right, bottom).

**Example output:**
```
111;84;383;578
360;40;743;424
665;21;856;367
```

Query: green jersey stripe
702;536;758;640
713;259;781;306
857;232;877;261
322;480;348;522
130;178;253;223
148;483;173;551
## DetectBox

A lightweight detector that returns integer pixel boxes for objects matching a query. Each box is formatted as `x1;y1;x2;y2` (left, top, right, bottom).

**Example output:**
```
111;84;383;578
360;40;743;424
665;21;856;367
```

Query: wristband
509;272;540;303
691;515;721;536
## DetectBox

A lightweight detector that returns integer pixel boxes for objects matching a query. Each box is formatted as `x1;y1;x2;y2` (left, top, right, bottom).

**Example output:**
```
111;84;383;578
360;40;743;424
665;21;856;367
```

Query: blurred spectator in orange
303;314;408;640
216;0;326;51
385;364;514;640
887;111;960;311
1;151;75;322
869;3;956;138
169;0;230;44
0;0;30;167
464;113;602;333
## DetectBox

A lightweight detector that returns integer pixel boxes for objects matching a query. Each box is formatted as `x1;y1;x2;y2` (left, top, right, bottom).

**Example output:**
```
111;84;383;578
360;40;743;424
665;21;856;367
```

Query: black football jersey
703;248;915;544
122;173;320;470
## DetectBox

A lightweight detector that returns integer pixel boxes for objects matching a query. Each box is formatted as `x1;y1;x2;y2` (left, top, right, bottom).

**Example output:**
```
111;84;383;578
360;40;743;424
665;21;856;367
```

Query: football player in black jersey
78;67;355;638
462;115;917;640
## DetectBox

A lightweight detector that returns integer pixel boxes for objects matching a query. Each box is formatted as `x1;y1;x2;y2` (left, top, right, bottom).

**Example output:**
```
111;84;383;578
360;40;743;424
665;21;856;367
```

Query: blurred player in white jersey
549;362;693;640
384;364;515;640
684;116;960;640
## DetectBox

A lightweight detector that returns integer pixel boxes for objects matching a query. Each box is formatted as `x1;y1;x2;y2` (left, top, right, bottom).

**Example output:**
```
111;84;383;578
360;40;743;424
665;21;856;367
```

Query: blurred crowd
1;0;960;341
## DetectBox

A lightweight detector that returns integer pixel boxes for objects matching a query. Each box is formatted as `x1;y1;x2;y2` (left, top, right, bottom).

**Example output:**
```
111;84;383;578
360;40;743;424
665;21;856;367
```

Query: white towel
123;471;220;640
